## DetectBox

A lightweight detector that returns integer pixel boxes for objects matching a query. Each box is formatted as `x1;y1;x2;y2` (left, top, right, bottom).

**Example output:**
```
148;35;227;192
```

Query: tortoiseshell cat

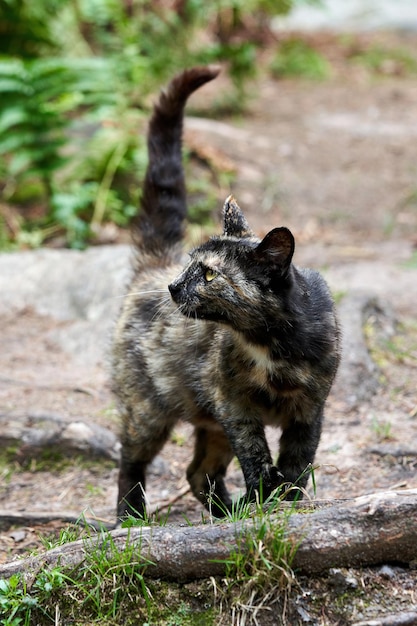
112;66;340;520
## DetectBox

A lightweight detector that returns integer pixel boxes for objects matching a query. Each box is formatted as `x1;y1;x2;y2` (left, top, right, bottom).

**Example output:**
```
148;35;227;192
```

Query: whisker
114;289;168;300
152;297;176;322
155;297;191;324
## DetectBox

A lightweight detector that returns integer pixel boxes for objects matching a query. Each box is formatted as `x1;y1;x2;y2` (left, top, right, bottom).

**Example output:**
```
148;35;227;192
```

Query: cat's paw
243;464;283;504
259;464;284;496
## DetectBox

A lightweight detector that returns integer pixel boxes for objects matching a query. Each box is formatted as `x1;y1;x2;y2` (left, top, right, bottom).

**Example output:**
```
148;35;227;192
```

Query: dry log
1;490;416;582
289;488;417;573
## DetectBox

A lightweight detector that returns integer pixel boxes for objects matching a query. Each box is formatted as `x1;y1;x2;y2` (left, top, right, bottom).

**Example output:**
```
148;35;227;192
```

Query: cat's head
168;196;295;333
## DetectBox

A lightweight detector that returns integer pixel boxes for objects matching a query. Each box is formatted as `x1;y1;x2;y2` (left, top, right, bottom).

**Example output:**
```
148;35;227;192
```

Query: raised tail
131;66;220;260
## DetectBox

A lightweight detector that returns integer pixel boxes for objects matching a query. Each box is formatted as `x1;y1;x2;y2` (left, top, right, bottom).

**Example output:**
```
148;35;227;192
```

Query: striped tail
131;66;220;259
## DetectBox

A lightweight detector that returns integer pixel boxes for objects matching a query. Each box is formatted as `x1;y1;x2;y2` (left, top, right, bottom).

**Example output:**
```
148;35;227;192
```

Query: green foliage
0;0;64;58
39;523;84;551
0;575;24;625
0;0;311;249
120;506;171;528
0;58;69;184
0;572;50;626
71;530;154;620
270;37;330;79
0;486;304;625
213;495;300;624
0;528;154;625
0;53;142;247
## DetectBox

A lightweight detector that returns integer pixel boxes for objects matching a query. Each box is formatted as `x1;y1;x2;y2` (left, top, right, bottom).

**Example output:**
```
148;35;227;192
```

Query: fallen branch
0;510;113;532
1;489;416;582
0;489;192;532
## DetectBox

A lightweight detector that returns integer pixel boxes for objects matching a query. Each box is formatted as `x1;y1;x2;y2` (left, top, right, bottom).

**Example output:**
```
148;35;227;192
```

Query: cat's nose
168;281;181;300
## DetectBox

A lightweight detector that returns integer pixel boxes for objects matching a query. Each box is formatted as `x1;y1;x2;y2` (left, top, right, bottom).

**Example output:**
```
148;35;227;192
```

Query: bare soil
1;31;417;624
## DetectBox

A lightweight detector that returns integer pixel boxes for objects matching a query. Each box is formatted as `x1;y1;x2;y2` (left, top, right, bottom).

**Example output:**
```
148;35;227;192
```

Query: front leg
277;409;324;499
219;409;282;504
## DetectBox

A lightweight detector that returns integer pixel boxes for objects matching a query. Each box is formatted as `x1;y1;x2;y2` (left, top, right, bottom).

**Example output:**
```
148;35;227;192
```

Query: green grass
207;470;316;623
0;475;310;625
365;318;417;370
0;568;69;626
120;506;172;529
0;526;155;625
351;43;417;75
213;497;300;624
370;416;393;442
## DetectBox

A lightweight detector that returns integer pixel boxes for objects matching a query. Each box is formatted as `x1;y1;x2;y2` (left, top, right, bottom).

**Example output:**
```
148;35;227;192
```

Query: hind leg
187;426;234;517
117;409;175;521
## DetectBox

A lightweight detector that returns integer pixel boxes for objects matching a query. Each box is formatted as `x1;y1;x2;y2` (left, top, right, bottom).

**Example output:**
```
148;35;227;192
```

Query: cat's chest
238;342;306;398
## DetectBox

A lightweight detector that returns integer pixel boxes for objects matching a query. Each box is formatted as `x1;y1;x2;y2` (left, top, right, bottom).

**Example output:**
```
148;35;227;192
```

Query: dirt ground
1;31;417;624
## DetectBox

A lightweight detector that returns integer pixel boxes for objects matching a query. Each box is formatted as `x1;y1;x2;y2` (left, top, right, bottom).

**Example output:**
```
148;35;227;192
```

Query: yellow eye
205;268;218;282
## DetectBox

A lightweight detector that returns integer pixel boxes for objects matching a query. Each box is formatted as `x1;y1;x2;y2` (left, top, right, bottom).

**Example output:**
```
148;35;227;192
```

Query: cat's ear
254;227;295;274
222;195;254;238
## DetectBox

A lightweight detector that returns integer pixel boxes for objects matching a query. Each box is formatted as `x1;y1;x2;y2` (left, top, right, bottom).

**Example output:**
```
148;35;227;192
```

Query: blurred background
1;0;417;250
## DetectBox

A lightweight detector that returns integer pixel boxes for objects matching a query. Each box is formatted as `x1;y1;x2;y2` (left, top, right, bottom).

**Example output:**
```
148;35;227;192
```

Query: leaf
0;77;29;95
0;131;39;154
0;108;30;133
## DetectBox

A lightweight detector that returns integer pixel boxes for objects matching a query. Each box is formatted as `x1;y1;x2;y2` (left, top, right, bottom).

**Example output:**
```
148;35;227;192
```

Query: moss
47;579;216;626
145;581;215;626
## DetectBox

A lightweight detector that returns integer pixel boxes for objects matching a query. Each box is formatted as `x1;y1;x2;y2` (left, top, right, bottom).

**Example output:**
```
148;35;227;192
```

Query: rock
0;246;131;364
9;530;26;543
328;568;359;592
296;605;314;623
0;246;130;320
378;565;397;580
0;412;120;462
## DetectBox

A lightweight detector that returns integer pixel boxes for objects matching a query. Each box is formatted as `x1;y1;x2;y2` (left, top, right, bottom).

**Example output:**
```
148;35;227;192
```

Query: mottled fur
112;66;340;520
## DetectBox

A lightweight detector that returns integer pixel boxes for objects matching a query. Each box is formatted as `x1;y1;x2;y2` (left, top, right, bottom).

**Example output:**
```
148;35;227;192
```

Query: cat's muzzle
168;280;181;301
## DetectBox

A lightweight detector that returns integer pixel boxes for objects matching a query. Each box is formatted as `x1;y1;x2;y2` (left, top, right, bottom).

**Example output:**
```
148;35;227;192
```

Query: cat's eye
205;268;218;282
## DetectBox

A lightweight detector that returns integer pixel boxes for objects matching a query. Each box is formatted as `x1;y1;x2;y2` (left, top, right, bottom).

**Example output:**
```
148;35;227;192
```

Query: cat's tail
131;65;220;261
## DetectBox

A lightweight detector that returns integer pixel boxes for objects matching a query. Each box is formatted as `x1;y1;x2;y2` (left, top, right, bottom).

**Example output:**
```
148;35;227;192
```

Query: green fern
0;59;70;184
0;0;316;249
0;0;61;58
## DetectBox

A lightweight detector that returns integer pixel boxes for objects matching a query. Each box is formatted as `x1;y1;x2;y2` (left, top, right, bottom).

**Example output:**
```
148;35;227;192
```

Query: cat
111;66;340;520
